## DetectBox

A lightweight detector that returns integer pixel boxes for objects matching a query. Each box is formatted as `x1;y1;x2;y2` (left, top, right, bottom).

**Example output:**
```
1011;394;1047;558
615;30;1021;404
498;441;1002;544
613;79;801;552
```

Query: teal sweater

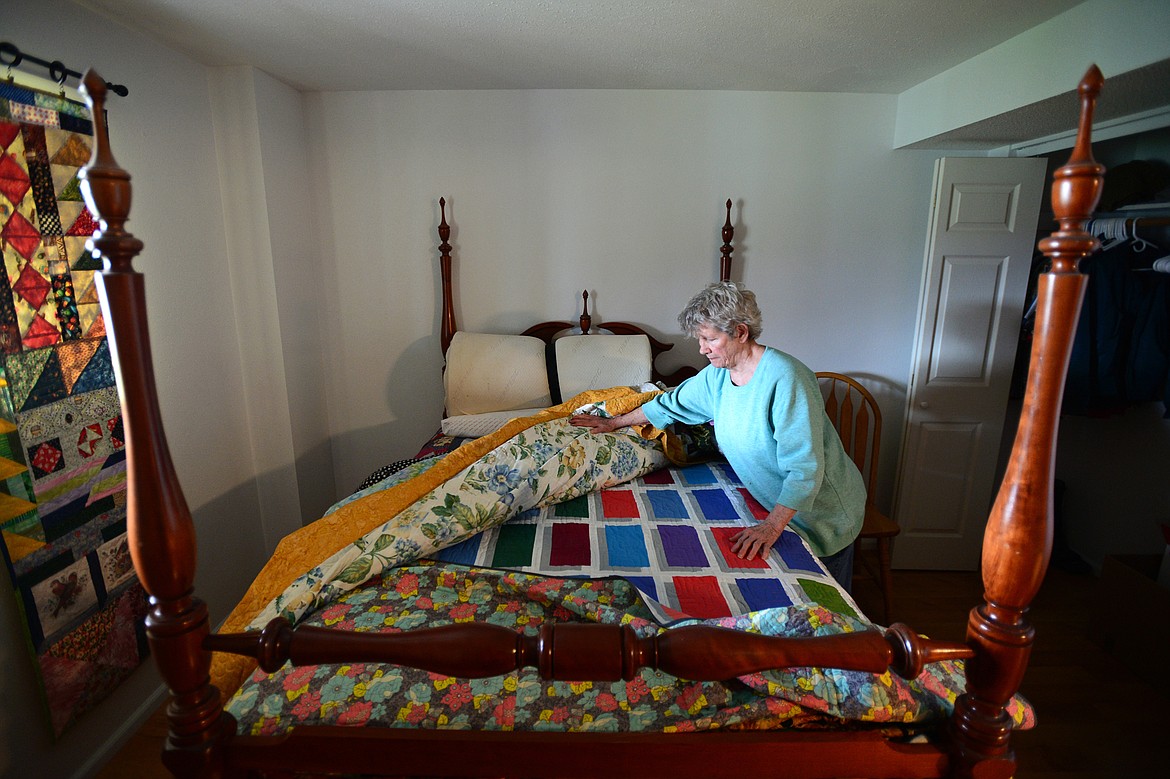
642;347;865;557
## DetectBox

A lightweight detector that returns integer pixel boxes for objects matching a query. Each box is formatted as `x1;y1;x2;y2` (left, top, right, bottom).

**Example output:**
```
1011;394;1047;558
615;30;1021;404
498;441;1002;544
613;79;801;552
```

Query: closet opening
1000;124;1170;575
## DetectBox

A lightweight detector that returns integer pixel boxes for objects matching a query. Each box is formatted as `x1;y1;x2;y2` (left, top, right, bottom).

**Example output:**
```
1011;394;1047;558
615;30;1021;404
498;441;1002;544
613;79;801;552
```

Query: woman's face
696;323;747;369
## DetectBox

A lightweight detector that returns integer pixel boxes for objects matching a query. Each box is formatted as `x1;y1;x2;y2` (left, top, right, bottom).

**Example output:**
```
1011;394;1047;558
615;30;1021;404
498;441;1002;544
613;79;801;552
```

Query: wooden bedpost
79;71;232;777
720;198;734;282
438;197;457;354
950;65;1105;778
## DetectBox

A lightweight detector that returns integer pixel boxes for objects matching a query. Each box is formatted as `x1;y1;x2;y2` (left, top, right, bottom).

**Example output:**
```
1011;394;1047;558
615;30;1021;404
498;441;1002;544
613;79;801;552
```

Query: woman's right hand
571;407;647;435
570;414;619;434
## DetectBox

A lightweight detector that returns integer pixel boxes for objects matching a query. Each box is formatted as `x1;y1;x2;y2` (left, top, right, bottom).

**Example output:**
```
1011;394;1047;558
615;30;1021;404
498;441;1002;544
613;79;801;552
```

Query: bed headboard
436;197;736;388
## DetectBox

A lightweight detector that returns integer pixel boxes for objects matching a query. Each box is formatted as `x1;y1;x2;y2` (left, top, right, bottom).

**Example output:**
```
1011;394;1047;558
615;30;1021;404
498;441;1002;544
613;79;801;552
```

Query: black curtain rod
1;41;128;97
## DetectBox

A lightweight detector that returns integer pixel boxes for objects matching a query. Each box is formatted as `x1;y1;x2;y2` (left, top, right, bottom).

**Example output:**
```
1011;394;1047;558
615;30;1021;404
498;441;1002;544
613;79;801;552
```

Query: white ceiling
75;0;1088;94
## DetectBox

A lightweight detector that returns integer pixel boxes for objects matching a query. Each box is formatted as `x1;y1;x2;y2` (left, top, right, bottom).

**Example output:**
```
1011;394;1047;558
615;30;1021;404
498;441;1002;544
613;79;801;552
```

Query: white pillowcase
554;334;652;400
444;332;552;416
441;408;549;439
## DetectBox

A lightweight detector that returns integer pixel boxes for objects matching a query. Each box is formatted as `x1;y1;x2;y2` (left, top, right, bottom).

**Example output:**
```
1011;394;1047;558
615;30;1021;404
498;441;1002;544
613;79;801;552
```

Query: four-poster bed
81;64;1106;778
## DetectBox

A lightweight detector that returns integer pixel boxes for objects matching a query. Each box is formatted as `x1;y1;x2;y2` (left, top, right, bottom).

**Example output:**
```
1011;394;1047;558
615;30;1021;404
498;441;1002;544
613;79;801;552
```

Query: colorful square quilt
0;81;145;738
432;459;861;623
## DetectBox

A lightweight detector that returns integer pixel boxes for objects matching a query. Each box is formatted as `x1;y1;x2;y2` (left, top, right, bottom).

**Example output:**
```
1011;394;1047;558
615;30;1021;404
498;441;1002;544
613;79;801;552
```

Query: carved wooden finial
720;199;734;282
1039;64;1105;274
578;290;592;334
78;69;142;273
438;196;451;252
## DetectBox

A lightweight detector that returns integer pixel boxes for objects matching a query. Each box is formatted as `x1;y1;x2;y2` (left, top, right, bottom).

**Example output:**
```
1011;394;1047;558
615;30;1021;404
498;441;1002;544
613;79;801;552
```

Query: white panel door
892;156;1047;570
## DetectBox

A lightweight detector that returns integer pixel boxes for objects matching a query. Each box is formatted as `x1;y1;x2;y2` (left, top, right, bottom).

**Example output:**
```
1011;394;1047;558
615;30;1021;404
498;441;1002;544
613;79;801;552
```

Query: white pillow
444;332;552;416
554;334;652;400
441;408;548;439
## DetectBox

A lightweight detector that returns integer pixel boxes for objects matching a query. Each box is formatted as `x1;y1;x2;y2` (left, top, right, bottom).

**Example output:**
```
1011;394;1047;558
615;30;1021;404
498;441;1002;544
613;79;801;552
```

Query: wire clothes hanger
1117;218;1170;273
1130;217;1157;253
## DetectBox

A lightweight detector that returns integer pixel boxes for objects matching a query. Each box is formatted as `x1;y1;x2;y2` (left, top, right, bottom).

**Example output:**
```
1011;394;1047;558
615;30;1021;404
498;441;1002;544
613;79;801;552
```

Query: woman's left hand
730;520;784;560
730;504;795;560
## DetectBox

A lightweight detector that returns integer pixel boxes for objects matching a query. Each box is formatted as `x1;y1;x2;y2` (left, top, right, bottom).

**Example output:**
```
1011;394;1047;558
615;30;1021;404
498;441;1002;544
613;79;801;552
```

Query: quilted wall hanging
0;79;146;738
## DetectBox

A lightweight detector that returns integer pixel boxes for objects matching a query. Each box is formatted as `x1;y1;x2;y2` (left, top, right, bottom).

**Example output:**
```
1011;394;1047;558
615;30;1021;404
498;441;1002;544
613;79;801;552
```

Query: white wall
305;89;938;499
206;65;335;549
895;0;1170;148
5;1;269;776
252;70;337;526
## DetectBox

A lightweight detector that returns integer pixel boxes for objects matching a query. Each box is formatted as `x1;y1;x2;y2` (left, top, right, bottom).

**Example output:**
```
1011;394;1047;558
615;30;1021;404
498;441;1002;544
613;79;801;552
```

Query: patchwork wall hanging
0;79;146;738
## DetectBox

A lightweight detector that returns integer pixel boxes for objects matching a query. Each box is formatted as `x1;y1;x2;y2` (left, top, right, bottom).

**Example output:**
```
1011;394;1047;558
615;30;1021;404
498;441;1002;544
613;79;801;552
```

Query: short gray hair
677;281;763;340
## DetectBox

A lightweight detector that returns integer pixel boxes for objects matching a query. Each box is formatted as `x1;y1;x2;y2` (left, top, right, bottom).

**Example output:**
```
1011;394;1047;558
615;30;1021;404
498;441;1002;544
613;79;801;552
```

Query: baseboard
72;682;168;779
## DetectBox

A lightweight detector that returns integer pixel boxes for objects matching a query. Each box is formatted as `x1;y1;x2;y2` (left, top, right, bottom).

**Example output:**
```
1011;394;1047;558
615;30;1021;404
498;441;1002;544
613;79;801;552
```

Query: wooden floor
98;565;1168;778
851;565;1170;779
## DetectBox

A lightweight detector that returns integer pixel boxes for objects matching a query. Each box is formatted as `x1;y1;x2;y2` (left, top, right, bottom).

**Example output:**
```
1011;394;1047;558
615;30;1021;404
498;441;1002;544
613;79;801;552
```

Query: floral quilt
225;561;1035;735
246;410;668;631
211;390;674;695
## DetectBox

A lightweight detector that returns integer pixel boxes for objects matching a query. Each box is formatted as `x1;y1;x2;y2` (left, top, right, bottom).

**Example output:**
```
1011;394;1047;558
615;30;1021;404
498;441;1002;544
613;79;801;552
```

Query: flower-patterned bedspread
225;562;1035;735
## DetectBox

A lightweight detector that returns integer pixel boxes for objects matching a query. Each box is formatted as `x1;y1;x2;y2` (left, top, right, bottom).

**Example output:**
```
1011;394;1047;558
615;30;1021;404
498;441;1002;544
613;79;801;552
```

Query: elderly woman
571;282;865;590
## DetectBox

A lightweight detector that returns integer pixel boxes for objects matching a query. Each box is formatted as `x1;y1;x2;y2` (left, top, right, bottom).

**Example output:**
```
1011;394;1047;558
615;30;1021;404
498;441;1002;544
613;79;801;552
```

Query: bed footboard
206;617;972;682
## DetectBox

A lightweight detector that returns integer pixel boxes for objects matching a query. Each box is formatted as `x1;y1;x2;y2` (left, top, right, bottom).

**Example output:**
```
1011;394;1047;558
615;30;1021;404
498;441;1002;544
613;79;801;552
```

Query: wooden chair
816;372;900;624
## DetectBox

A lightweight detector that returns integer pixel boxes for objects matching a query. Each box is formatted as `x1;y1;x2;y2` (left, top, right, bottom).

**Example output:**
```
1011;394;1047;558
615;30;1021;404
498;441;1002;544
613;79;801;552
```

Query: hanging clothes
1062;241;1170;416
